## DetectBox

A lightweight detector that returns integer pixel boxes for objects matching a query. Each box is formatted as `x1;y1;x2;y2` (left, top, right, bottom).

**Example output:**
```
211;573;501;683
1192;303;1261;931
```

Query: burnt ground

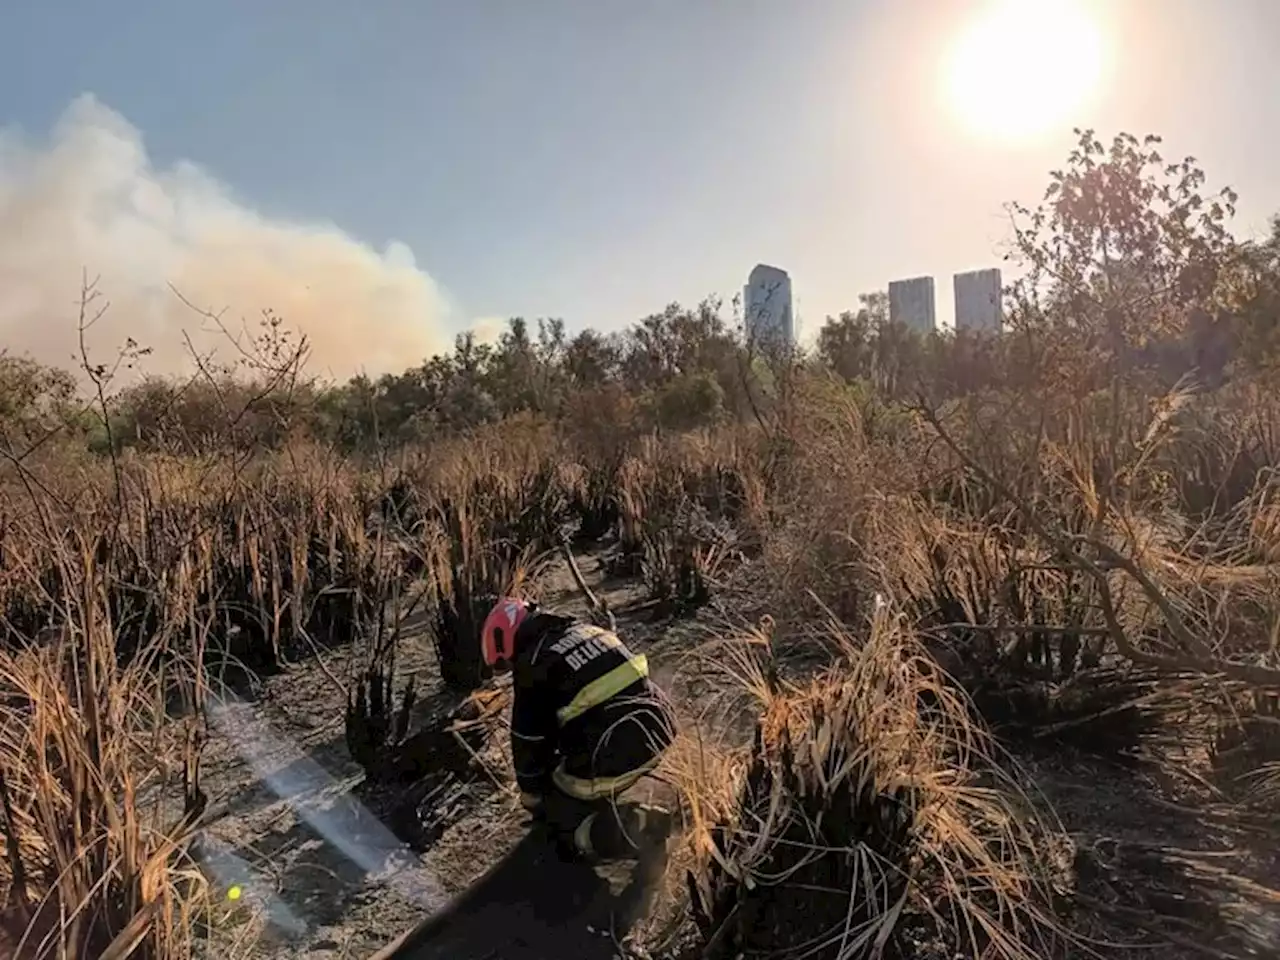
373;824;669;960
190;552;687;960
1025;752;1280;958
185;550;1280;960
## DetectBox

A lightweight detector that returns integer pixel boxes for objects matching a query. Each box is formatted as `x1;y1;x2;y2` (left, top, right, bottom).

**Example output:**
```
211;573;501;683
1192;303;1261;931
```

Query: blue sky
2;1;1279;377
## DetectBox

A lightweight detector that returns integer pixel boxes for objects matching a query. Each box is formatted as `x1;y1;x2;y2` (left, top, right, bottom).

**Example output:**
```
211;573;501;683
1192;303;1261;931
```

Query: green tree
1006;128;1243;393
653;371;725;432
563;329;622;389
0;355;79;447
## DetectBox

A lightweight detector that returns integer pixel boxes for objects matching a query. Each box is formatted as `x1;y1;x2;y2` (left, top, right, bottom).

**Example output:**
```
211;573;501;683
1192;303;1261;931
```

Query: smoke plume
0;94;451;383
466;316;509;346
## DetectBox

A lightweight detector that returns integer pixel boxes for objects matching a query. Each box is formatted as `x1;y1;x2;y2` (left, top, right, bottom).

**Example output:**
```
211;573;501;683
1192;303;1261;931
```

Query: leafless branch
560;534;616;632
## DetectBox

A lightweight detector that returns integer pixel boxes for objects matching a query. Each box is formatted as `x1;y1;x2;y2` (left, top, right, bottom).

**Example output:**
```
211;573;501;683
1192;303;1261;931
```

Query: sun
943;0;1105;143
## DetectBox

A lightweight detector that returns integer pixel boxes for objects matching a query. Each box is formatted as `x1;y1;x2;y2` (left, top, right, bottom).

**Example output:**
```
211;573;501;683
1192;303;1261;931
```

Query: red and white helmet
481;597;530;666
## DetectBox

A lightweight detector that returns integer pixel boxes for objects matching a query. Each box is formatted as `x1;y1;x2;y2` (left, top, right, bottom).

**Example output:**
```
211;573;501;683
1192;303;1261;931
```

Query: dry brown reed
677;608;1070;960
5;324;1280;958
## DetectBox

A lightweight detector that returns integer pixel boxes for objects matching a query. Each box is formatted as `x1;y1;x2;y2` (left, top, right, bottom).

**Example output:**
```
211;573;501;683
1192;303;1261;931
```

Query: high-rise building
953;268;1003;333
888;276;936;333
743;264;794;349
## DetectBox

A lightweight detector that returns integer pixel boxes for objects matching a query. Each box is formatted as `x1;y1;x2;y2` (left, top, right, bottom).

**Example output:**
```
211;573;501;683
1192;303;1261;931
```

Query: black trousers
539;787;654;860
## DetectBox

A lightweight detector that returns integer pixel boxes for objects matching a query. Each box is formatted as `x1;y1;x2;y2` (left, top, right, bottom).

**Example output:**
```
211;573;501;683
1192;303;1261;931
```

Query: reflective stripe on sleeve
556;654;649;726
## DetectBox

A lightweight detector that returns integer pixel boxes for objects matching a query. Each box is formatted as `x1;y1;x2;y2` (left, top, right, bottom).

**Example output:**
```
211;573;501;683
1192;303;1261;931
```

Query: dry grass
675;610;1071;960
0;543;209;960
4;345;1280;958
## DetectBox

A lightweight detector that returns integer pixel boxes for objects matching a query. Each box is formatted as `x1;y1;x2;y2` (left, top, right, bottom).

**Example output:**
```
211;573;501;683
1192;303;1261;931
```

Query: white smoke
466;315;509;346
0;94;451;382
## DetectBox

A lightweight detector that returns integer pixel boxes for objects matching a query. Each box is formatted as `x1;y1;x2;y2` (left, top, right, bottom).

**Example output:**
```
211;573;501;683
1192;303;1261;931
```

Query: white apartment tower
953;268;1003;333
888;275;936;333
743;263;795;349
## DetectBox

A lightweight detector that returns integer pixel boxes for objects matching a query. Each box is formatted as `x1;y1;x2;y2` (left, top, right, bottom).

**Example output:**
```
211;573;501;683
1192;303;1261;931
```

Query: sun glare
943;0;1105;143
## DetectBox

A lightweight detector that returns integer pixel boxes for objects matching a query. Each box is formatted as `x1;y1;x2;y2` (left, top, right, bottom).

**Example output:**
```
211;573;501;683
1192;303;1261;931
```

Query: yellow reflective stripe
556;654;649;726
552;755;661;800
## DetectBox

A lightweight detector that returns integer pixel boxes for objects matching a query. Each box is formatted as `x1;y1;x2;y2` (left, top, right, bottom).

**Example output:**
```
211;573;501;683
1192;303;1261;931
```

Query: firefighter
480;596;675;861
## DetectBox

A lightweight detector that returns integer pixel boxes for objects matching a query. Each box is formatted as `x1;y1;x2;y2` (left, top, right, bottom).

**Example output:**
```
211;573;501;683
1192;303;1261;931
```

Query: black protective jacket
510;611;674;799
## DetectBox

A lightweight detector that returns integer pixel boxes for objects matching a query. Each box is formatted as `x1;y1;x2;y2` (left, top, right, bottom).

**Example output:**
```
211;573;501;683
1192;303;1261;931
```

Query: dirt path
373;825;667;960
190;551;682;959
